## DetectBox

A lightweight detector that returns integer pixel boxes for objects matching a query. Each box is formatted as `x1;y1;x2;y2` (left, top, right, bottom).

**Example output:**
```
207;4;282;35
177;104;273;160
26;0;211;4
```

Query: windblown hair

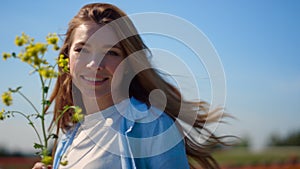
48;3;227;169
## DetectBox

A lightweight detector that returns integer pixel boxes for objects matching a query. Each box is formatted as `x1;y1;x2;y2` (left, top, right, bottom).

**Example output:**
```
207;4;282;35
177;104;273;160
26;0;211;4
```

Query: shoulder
127;97;176;137
125;98;189;168
126;97;185;155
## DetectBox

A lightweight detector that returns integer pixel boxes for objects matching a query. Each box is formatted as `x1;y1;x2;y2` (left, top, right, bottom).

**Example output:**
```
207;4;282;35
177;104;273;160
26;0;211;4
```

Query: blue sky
0;0;299;152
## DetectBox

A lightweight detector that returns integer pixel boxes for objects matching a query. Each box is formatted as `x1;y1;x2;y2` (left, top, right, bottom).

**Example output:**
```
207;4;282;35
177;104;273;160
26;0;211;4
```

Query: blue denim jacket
53;97;189;169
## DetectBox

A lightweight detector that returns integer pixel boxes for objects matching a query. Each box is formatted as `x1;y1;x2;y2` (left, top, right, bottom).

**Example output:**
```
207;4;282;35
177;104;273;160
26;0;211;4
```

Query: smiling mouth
81;76;109;84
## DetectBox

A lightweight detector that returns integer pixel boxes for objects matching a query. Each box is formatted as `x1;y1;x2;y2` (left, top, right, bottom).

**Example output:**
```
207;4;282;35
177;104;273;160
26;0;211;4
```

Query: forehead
72;22;120;47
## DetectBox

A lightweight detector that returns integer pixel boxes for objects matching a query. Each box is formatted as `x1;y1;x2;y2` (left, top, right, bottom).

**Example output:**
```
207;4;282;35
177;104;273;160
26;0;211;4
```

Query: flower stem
39;74;48;149
48;106;69;134
17;91;39;114
9;110;42;145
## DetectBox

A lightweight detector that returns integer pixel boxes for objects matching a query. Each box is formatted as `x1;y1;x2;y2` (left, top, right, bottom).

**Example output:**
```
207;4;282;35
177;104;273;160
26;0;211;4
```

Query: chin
80;88;110;98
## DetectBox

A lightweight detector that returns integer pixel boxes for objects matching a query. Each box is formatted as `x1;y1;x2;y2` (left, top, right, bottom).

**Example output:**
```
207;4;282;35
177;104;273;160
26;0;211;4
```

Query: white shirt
59;105;122;169
53;98;189;169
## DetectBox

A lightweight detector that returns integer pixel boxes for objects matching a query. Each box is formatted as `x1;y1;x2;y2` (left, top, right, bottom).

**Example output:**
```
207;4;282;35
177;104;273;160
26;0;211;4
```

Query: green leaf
50;133;58;139
42;148;49;156
33;143;44;149
12;52;16;58
43;86;49;93
8;86;22;93
63;105;70;110
36;114;44;120
42;100;51;106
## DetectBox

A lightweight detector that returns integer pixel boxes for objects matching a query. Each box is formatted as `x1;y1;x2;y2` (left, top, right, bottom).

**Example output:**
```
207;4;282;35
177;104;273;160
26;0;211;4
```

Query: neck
82;94;113;115
82;94;126;115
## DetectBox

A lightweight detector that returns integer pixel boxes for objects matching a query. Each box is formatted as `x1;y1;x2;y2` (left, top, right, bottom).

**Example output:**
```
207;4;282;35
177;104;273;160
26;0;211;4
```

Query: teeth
83;76;106;82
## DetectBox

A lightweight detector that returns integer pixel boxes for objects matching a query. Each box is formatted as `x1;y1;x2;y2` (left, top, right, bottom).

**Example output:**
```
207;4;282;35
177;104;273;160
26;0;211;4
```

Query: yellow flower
2;52;11;60
60;160;68;166
15;32;30;46
74;106;82;114
2;92;12;106
72;106;83;123
46;33;60;51
25;43;47;58
46;33;59;45
0;109;5;120
20;54;32;64
38;67;58;79
41;155;53;165
33;56;43;67
53;45;60;51
57;54;69;73
35;43;47;55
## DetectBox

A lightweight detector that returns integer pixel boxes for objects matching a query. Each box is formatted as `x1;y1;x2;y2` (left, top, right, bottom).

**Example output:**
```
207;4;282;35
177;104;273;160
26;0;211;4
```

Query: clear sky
0;0;299;153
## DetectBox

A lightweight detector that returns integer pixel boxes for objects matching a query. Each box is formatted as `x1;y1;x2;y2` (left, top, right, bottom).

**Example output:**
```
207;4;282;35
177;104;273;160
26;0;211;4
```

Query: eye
106;50;119;56
74;47;89;54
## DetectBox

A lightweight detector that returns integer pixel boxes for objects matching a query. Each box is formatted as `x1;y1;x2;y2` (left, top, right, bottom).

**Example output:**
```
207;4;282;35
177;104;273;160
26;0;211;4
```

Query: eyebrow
103;44;124;56
73;41;122;50
73;41;91;48
102;43;122;50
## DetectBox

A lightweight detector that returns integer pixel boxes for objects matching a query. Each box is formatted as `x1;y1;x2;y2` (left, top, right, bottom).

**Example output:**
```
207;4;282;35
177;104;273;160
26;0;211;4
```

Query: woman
33;3;225;169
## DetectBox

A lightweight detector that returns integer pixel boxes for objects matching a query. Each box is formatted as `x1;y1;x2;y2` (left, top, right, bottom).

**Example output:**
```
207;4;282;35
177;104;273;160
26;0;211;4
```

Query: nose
86;56;105;70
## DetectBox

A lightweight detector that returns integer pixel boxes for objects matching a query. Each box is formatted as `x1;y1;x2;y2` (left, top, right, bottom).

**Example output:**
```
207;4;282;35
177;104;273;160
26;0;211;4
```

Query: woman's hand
32;162;52;169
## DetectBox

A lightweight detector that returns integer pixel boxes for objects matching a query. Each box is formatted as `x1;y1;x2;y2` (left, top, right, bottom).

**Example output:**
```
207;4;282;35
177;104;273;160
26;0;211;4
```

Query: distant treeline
268;130;300;146
0;146;32;157
216;129;300;149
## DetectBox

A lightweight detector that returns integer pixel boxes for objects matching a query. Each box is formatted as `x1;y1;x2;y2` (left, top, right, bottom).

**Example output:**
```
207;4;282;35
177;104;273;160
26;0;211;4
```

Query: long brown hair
49;3;227;169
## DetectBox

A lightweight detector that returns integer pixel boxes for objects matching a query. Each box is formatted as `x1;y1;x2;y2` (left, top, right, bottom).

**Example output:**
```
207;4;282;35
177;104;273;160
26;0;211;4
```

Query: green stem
9;111;42;145
44;67;57;142
17;91;40;114
48;106;70;134
39;74;48;149
45;80;51;100
44;63;55;100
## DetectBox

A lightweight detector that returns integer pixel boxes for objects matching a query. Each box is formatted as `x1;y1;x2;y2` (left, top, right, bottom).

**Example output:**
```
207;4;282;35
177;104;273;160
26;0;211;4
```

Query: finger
32;162;46;169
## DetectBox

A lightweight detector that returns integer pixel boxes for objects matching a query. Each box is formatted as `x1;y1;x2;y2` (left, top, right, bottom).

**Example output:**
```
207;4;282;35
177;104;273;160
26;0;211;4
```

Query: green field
213;146;300;166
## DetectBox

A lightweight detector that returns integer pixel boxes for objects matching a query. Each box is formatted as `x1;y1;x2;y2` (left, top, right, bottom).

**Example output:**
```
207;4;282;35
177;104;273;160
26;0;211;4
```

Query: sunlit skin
69;22;125;114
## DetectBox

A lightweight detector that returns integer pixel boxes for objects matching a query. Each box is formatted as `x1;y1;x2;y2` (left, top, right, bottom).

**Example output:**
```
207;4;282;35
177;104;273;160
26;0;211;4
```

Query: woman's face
69;22;125;101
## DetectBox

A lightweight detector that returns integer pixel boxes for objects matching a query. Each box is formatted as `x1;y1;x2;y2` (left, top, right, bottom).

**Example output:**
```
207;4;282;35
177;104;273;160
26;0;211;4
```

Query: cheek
69;57;76;76
109;59;124;74
69;55;83;78
109;60;127;86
